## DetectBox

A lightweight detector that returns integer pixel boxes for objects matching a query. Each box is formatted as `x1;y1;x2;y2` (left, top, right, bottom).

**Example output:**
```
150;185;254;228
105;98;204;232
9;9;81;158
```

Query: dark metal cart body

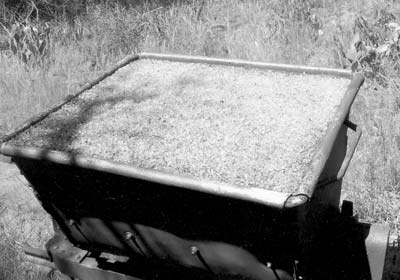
0;53;389;280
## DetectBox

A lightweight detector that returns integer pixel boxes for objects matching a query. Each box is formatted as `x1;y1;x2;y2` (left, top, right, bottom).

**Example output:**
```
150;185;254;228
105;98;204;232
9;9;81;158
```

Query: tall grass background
0;0;399;279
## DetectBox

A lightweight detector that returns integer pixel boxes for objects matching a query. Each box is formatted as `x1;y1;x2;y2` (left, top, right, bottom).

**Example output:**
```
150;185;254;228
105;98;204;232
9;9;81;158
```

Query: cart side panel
13;157;302;266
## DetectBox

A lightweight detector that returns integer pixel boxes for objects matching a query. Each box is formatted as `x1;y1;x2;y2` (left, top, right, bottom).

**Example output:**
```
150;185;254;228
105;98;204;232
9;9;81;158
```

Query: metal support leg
365;224;390;280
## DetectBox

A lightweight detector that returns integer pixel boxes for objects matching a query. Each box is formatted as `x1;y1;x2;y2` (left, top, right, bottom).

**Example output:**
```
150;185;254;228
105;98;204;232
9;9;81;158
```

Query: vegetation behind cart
1;1;400;279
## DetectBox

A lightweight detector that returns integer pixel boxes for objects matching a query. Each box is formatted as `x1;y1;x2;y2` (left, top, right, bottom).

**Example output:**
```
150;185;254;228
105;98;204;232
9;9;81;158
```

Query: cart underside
11;156;389;280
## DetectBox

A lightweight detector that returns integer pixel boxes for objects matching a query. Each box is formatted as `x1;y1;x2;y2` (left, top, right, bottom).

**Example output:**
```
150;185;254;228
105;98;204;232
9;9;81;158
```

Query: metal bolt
190;246;214;274
124;231;135;240
123;231;146;256
190;246;199;255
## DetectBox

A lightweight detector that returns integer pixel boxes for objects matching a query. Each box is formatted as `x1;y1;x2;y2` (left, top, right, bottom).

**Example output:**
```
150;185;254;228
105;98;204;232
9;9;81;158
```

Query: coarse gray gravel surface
8;59;350;193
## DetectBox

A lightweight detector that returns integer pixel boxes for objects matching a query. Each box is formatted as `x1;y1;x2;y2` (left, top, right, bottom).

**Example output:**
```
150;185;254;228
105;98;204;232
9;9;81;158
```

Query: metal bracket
336;120;362;181
46;234;140;280
317;120;362;187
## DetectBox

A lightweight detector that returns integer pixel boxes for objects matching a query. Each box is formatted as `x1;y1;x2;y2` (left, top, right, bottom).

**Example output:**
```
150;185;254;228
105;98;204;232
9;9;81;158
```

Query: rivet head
124;231;134;240
190;246;199;255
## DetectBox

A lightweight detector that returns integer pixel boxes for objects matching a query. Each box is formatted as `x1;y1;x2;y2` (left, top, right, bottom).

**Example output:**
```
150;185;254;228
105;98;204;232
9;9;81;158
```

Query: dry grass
344;79;400;230
0;44;119;134
0;163;53;280
0;0;400;279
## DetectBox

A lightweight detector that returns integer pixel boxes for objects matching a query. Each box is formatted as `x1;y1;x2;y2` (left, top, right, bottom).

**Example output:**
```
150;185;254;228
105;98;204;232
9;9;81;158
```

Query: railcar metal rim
0;53;364;209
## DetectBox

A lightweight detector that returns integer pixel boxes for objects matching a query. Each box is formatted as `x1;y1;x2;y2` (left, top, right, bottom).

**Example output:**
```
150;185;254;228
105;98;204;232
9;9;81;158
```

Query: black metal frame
1;53;389;280
20;207;389;280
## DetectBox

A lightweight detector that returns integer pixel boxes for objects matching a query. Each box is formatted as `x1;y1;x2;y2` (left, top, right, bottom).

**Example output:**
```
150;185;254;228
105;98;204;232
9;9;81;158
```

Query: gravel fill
8;59;350;193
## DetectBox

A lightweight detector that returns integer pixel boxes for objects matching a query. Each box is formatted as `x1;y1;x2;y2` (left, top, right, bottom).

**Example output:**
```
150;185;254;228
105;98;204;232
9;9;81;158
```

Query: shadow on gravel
34;84;158;153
